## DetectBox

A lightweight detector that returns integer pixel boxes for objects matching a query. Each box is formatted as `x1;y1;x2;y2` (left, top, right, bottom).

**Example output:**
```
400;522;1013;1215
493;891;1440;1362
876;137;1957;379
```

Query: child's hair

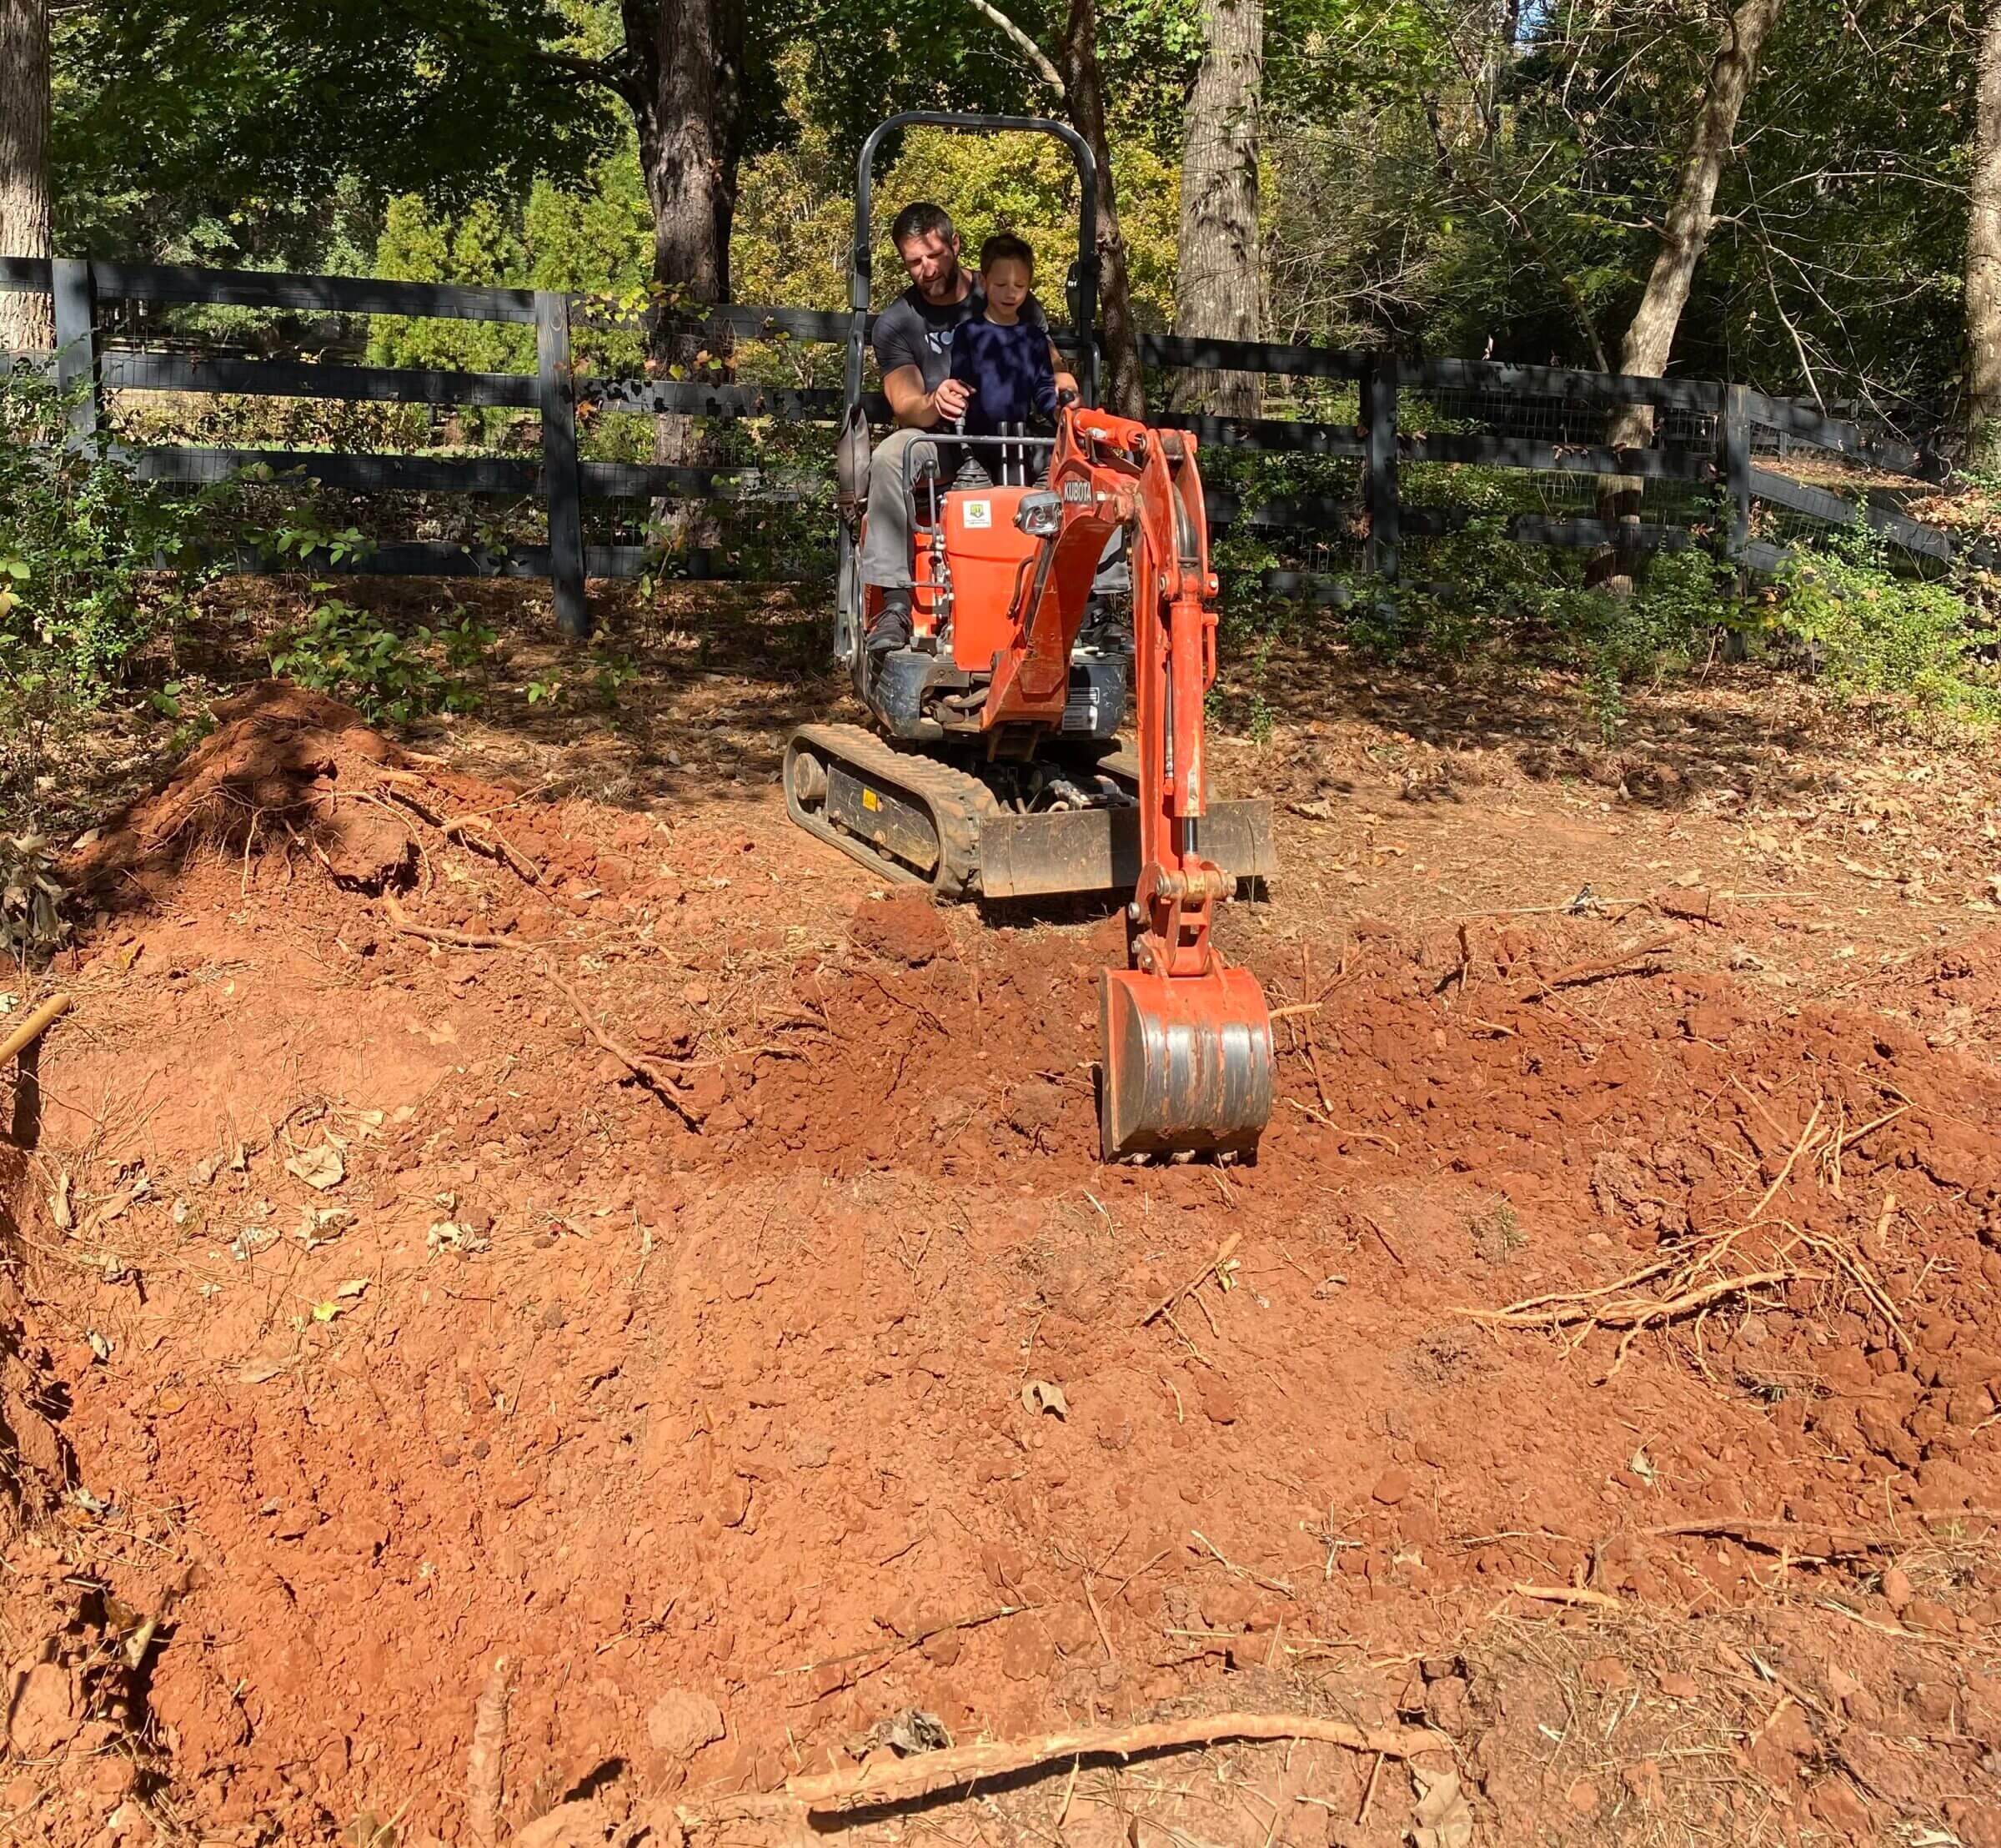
978;233;1036;274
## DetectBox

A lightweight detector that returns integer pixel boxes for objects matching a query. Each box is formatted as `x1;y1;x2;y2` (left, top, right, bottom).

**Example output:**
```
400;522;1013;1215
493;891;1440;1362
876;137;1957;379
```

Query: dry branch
384;896;527;954
1462;1268;1803;1332
1512;928;1683;1002
693;1711;1452;1821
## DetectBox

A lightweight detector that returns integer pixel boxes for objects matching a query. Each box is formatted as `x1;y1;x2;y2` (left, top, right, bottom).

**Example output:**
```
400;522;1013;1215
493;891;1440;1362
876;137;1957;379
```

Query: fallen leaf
49;1169;72;1231
1021;1379;1068;1419
238;1353;298;1384
1411;1765;1474;1848
285;1145;344;1192
334;1278;370;1300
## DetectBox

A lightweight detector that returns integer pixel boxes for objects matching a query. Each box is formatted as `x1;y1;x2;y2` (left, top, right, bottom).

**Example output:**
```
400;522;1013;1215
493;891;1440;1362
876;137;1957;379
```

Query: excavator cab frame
834;112;1101;685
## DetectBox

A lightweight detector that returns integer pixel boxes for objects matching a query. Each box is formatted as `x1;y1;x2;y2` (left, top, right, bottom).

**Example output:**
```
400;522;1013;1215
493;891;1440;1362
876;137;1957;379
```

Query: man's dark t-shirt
873;279;1047;396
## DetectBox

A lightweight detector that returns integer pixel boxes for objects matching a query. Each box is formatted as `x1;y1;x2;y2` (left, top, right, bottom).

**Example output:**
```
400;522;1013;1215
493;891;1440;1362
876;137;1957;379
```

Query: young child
949;234;1059;438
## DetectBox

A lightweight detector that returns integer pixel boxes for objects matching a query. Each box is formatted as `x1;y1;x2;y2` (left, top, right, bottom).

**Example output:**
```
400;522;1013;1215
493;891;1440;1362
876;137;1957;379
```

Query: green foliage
0;366;230;688
1777;525;2001;721
268;592;486;726
53;0;621;266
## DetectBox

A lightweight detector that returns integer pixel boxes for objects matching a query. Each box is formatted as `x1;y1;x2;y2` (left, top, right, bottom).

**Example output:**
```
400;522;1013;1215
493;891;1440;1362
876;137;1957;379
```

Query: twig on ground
1191;1529;1292;1596
383;896;526;954
1357;1750;1384;1828
379;774;546;886
1141;1232;1243;1328
542;967;704;1130
1508;1584;1624;1611
1360;1212;1406;1269
465;1654;514;1848
1512;928;1683;1004
777;1604;1032;1681
1285;1097;1402;1152
689;1712;1452;1821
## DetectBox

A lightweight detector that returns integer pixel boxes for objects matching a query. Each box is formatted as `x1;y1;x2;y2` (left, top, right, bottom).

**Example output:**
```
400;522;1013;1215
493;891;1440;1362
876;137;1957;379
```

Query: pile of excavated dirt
7;684;2001;1847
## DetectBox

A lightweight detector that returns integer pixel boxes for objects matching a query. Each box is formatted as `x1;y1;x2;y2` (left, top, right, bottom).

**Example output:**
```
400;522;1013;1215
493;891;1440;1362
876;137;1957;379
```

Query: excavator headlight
1014;491;1063;539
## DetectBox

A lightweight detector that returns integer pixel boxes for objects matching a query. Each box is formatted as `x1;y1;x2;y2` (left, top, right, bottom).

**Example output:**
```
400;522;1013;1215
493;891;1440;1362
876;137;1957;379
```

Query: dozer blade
1098;965;1275;1160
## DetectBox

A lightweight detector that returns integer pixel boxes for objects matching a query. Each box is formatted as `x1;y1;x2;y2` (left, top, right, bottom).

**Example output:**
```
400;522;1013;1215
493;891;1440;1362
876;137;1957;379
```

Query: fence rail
0;254;1968;637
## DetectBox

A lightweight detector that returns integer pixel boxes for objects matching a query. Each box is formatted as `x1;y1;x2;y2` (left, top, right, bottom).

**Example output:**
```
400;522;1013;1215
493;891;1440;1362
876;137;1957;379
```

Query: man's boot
868;590;914;657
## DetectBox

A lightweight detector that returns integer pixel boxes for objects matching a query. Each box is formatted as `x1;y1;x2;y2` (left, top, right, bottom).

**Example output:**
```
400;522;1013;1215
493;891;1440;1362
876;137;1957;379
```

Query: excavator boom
1030;406;1276;1160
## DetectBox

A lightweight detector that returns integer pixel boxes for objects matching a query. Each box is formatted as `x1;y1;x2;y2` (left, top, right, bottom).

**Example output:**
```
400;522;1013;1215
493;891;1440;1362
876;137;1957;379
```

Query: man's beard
920;261;965;305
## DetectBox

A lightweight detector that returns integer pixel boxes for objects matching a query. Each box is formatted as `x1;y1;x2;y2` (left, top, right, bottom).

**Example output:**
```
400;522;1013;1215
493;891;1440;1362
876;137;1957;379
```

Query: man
863;202;1078;655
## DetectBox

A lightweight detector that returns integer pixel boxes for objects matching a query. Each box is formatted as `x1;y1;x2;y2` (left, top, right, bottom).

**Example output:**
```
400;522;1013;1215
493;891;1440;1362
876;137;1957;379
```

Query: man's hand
931;378;974;422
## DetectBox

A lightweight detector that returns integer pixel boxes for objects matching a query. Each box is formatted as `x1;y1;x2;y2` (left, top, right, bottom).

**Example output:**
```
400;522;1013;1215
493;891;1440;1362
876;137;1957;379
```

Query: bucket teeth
1098;967;1275;1160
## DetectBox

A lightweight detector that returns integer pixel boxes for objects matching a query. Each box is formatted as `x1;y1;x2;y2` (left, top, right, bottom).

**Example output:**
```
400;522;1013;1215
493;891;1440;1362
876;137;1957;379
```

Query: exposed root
687;1710;1453;1822
465;1653;514;1848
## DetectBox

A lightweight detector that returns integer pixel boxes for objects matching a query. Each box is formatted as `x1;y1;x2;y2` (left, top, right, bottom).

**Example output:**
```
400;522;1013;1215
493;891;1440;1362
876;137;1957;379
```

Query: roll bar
845;113;1100;413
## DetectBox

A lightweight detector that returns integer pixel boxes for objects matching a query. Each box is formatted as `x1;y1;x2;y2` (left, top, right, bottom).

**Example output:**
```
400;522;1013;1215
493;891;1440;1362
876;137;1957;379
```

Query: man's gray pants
860;425;940;591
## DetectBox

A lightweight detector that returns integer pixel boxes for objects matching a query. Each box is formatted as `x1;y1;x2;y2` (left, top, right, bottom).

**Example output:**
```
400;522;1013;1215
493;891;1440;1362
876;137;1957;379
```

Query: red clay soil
6;684;2001;1847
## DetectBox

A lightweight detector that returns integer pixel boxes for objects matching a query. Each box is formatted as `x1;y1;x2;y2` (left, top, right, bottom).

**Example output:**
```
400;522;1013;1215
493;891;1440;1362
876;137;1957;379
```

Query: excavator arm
1012;406;1276;1159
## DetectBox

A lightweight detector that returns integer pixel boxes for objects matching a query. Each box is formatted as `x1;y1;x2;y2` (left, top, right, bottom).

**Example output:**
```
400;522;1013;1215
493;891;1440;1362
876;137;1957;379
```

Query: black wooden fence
0;255;1967;640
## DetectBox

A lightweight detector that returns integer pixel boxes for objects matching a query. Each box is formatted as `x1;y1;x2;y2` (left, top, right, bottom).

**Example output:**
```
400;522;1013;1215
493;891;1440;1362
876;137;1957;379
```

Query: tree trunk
1969;0;2001;474
0;0;52;352
1592;0;1783;590
1173;0;1263;419
621;0;743;554
1058;0;1146;419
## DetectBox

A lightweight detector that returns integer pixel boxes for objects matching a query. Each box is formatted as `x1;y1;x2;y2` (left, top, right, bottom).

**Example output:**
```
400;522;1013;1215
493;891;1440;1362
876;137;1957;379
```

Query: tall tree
0;0;52;351
1594;0;1784;590
604;0;752;476
958;0;1147;416
1174;0;1263;417
1056;0;1146;416
1970;0;2001;473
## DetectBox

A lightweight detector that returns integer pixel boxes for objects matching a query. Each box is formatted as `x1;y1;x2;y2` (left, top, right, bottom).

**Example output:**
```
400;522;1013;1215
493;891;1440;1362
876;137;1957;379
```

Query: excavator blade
1098;964;1275;1160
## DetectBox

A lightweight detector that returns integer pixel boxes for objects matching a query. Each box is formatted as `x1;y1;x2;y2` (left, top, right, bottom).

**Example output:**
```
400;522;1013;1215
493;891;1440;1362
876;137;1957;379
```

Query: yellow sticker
862;789;880;811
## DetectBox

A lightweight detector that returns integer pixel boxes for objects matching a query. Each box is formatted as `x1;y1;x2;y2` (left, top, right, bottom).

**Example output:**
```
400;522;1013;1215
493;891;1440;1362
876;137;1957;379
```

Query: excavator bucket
1098;964;1275;1160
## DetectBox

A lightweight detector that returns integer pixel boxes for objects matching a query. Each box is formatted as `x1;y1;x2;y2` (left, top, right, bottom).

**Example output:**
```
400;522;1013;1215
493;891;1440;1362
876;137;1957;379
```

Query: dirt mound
10;700;2001;1845
63;681;417;901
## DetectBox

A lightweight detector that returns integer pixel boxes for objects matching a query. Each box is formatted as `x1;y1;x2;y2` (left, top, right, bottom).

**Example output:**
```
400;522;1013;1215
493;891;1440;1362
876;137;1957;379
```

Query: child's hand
933;379;974;420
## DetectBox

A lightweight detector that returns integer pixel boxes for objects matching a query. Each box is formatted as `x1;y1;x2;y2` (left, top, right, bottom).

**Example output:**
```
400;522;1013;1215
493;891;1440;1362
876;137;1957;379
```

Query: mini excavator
785;113;1276;1162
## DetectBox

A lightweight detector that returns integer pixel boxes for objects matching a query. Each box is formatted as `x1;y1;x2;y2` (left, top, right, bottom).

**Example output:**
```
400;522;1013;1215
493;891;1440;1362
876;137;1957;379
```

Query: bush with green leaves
1773;523;2001;722
0;361;233;687
268;591;489;726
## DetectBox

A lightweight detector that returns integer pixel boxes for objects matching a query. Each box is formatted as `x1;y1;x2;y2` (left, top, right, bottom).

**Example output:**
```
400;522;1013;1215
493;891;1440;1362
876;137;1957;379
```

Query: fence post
535;289;589;640
51;259;98;449
1722;382;1751;590
1363;351;1400;584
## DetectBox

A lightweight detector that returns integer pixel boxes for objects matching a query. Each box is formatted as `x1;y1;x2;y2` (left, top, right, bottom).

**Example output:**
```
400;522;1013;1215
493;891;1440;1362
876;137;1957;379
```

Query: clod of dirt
849;894;953;967
645;1689;725;1760
1881;1565;1914;1612
1198;1378;1241;1425
1581;1655;1632;1694
1006;1080;1066;1138
1371;1466;1412;1505
4;1661;80;1757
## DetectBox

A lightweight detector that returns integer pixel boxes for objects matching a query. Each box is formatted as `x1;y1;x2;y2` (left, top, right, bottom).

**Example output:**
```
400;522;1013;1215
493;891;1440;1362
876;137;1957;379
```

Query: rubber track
787;722;1002;901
